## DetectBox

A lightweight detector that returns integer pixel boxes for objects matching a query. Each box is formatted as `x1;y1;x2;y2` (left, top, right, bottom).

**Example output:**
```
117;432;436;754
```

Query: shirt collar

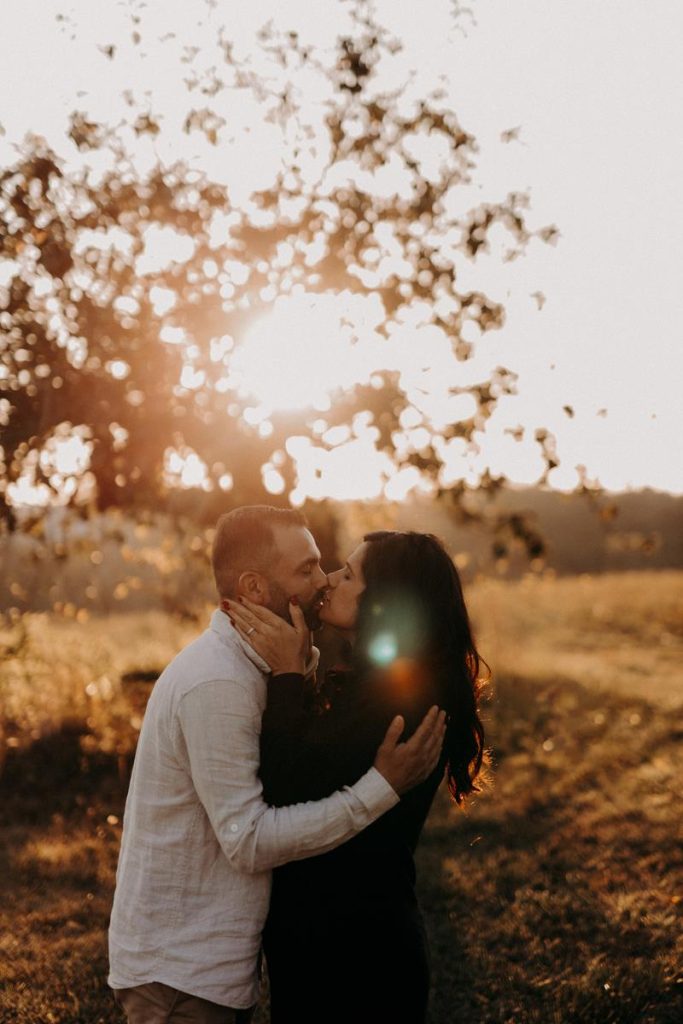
209;608;271;675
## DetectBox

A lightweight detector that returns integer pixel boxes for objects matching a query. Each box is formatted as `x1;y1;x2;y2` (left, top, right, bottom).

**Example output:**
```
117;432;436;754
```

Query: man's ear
237;571;269;605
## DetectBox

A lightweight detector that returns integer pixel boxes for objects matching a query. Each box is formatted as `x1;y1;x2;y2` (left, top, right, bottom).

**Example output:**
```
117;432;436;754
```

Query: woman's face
319;542;368;635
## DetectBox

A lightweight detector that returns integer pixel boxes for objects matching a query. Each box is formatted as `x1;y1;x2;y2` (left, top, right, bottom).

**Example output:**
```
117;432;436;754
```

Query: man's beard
267;580;326;630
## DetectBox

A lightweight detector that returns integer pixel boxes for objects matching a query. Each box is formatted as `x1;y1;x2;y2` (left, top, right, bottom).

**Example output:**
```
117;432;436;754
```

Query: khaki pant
113;981;255;1024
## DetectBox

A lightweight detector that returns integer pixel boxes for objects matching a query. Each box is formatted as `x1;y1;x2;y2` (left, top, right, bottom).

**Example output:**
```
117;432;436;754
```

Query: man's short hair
211;505;308;599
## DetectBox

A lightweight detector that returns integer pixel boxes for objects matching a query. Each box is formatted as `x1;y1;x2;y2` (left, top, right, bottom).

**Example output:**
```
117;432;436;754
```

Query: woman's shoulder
320;664;436;730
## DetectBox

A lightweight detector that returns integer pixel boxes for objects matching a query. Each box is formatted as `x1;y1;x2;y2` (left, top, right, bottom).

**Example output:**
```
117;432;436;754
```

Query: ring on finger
246;625;256;636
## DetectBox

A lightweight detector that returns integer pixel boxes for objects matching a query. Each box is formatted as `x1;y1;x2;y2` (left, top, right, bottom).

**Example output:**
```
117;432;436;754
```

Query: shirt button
230;823;239;833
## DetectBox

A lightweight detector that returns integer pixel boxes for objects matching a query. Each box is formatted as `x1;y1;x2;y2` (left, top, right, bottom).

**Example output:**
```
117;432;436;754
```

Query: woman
228;531;487;1024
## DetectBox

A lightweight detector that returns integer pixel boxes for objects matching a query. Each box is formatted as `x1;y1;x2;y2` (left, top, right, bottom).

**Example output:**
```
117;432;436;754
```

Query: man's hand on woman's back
373;706;447;795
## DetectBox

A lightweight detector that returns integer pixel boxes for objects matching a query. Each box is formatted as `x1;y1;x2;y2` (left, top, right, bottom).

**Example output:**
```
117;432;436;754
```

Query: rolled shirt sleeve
176;678;398;874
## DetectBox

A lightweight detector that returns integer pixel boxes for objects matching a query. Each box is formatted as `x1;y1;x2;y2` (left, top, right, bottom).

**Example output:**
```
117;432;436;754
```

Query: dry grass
467;570;683;710
0;611;199;770
1;572;682;1023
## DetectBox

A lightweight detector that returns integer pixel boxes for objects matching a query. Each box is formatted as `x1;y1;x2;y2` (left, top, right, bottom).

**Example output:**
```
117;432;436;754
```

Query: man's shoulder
155;626;263;704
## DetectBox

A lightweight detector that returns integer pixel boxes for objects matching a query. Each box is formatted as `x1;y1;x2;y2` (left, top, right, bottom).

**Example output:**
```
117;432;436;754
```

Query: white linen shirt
108;609;398;1009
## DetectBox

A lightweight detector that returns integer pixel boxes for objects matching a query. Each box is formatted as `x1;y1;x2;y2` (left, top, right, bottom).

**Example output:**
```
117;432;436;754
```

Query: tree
0;1;557;557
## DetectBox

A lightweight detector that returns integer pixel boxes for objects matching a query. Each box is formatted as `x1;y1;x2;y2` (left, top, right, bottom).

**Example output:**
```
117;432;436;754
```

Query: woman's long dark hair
352;531;487;805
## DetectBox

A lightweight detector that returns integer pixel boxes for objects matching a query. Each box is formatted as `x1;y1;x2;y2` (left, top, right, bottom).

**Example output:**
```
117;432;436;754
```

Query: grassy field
1;572;681;1023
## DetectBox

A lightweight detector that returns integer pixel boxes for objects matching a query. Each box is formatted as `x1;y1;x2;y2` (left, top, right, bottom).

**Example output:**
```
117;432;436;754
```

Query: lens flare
368;631;398;666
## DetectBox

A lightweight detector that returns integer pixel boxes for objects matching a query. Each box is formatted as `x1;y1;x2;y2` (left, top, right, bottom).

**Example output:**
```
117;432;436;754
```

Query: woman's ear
237;571;268;604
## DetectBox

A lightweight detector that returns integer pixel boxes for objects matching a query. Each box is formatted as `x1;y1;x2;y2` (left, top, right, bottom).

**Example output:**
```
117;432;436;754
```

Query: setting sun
229;292;383;414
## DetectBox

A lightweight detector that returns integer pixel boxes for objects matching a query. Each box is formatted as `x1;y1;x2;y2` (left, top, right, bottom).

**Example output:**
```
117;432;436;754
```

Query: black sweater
259;667;445;915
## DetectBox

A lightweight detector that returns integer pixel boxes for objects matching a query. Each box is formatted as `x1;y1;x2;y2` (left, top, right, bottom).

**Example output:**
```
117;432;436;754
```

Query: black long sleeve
260;667;444;895
261;668;441;1024
260;668;435;807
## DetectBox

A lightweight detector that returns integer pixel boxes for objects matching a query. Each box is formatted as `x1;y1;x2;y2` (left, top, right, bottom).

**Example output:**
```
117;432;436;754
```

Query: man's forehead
271;523;321;564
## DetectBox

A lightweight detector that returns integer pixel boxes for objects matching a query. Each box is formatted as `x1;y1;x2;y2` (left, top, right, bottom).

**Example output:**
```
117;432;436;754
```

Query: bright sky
2;0;682;497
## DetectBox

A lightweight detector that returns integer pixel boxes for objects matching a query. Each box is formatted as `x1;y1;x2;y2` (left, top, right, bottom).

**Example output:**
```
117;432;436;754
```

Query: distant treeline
1;488;681;614
397;487;683;579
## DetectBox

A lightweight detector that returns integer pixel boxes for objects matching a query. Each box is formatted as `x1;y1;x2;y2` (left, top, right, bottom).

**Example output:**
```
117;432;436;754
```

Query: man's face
264;525;328;627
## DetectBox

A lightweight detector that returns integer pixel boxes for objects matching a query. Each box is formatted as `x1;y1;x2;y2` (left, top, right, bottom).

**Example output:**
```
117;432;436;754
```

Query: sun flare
229;292;385;414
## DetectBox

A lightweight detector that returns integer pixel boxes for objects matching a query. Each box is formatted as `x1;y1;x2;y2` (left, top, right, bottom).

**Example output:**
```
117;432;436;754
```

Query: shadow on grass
416;671;683;1023
0;728;125;1024
0;722;125;826
1;669;681;1023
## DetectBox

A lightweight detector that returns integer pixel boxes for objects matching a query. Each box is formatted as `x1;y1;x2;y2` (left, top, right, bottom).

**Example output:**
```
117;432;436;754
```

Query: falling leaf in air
500;125;522;144
537;224;560;245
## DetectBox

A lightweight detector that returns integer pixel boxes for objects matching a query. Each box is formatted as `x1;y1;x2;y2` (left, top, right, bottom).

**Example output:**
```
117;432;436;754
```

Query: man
108;505;446;1023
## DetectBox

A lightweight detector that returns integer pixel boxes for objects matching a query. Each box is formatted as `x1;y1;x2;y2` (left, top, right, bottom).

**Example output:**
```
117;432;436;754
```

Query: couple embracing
108;505;486;1023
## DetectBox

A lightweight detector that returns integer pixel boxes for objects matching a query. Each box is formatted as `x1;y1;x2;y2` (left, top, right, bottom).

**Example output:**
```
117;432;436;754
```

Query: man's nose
314;566;328;589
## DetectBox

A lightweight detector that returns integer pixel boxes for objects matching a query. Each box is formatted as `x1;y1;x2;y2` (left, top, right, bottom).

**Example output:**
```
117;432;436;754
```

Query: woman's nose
327;569;341;588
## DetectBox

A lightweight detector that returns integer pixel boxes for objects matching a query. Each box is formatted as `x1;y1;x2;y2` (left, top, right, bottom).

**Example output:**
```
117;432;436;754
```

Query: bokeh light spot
368;631;398;666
